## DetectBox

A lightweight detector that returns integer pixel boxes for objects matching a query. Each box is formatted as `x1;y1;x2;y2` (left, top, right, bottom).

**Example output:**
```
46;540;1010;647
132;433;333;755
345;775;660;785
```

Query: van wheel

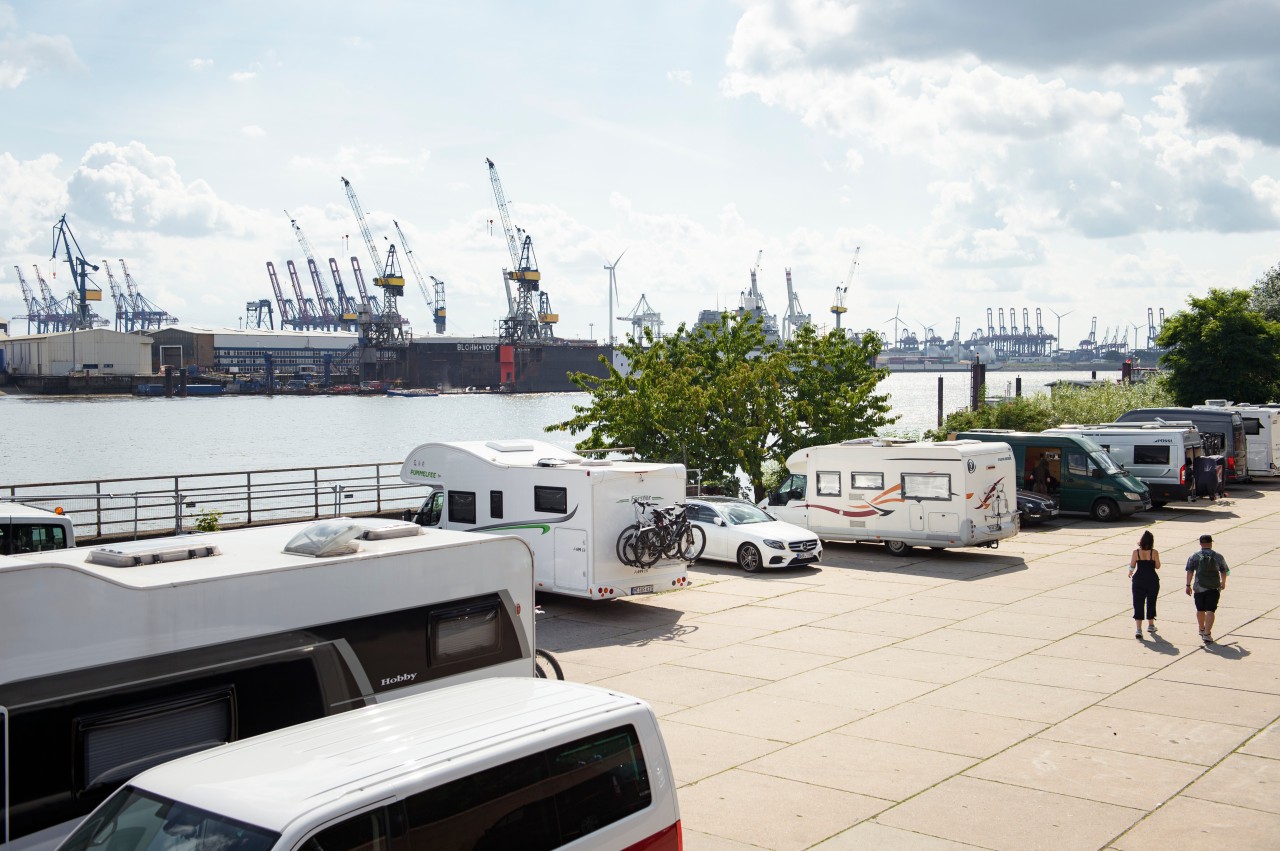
884;540;912;556
737;543;763;572
1091;498;1120;522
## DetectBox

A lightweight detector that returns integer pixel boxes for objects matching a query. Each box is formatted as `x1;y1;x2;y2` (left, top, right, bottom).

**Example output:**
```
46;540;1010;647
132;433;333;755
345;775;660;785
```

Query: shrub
193;508;223;533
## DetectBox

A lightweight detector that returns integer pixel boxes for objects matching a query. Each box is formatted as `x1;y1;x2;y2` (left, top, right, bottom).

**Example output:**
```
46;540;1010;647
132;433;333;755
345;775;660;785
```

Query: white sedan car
686;497;822;572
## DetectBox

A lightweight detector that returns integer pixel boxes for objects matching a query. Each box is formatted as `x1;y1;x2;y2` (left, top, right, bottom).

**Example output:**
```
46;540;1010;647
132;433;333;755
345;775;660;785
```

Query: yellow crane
832;246;859;330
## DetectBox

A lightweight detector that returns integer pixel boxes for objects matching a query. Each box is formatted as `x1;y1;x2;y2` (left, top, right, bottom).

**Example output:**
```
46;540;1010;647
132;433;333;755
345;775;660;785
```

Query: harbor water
1;369;1118;486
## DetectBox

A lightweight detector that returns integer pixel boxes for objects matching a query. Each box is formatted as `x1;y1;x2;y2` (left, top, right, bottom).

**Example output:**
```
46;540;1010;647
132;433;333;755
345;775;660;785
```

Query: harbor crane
285;260;318;327
245;299;274;329
118;259;177;331
618;293;663;340
486;157;555;342
51;214;103;330
14;266;51;333
781;268;811;342
832;247;859;330
286;211;344;329
393;219;446;334
265;262;300;328
341;176;407;348
102;260;129;331
740;250;780;344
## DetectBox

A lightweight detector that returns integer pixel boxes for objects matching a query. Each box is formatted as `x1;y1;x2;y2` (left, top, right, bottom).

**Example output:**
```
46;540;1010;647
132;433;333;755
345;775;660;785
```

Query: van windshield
59;787;279;851
1089;450;1122;475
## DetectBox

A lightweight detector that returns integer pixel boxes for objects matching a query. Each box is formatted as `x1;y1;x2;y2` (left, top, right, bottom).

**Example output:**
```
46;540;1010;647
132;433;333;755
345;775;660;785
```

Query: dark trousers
1132;580;1158;621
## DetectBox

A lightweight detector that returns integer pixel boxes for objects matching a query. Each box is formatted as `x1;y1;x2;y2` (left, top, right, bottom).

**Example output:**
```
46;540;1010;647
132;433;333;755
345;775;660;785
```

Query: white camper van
1044;423;1204;506
401;440;691;599
0;517;535;850
1197;402;1280;478
762;438;1019;555
57;678;682;851
0;503;75;555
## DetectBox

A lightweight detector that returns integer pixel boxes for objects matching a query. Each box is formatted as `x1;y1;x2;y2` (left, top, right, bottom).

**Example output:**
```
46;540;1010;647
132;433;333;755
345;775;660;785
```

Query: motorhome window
1134;445;1171;465
1243;417;1262;436
850;472;883;490
447;491;476;524
1066;452;1088;477
490;490;503;519
77;690;233;792
533;486;568;514
815;471;841;497
901;473;950;501
401;724;650;850
429;600;502;664
59;787;280;851
301;806;391;851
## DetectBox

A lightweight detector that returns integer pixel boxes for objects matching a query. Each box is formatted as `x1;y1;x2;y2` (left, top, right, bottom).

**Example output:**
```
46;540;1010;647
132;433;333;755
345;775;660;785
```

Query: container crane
119;260;177;330
51;214;103;330
102;260;130;331
328;258;360;320
832;247;858;330
340;177;406;336
782;268;811;341
13;266;48;333
286;211;342;329
285;260;318;328
392;220;445;334
348;257;382;316
265;262;300;329
485;157;554;342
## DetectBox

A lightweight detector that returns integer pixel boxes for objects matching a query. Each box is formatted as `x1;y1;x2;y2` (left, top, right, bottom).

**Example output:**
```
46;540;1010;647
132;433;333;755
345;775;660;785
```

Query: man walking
1186;534;1229;643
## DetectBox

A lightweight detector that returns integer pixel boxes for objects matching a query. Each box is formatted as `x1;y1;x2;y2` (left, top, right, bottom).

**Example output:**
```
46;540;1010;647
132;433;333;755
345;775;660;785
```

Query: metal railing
2;462;423;542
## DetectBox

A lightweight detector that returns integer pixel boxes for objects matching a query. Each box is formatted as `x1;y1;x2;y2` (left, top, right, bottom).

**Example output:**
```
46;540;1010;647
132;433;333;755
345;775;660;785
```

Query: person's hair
1138;530;1154;550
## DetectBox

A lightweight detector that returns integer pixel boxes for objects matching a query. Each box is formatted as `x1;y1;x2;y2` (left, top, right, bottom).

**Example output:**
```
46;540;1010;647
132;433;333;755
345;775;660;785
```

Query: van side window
1134;445;1170;465
1066;452;1089;477
448;491;476;525
301;806;391;851
490;490;503;519
850;472;883;490
401;725;651;850
7;522;67;554
533;486;568;514
901;473;950;501
815;471;841;497
1243;418;1262;436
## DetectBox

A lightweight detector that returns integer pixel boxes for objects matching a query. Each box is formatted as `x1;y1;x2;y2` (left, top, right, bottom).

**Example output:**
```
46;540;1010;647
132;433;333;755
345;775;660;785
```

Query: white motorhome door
553;528;589;592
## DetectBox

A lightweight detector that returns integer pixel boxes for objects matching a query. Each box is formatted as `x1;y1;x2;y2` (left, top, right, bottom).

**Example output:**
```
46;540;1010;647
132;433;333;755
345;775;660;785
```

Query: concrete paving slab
1039;705;1256;765
1112;796;1280;850
594;665;768;710
812;822;989;850
745;624;898;657
1241;721;1280;759
913;676;1102;724
691;604;831;632
1101;678;1280;728
812;608;958;638
705;577;823;599
665;690;869;744
863;594;1005;620
964;739;1203;810
996;593;1128;620
837;701;1046;758
1032;633;1186;669
755;667;941;712
953;610;1097;641
754;589;885;615
669;642;841;681
556;640;703;673
819;576;950;599
680;829;762;851
913;583;1042;605
829;647;1001;684
874;775;1143;851
644;589;772;614
977;654;1153;693
621;620;772;651
895;627;1051;661
744;733;977;801
677;770;889;851
656;719;786;785
1181;752;1280;814
1150;646;1280;694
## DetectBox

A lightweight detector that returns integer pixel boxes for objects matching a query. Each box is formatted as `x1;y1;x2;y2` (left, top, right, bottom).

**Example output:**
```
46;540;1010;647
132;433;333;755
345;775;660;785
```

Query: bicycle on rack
533;606;565;680
616;497;706;568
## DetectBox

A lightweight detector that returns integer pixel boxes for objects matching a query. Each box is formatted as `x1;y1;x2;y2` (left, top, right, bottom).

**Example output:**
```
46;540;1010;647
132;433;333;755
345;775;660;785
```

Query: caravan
762;438;1019;555
1116;407;1249;483
1044;423;1204;506
0;517;535;850
400;440;691;599
1197;402;1280;478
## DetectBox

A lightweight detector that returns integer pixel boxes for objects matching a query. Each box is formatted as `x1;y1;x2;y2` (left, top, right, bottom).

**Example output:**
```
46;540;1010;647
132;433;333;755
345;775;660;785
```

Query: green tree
1251;261;1280;323
549;314;894;500
1157;288;1280;405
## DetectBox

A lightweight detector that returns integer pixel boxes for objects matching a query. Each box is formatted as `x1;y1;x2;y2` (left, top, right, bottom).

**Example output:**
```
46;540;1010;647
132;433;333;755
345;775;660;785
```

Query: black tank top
1133;551;1158;583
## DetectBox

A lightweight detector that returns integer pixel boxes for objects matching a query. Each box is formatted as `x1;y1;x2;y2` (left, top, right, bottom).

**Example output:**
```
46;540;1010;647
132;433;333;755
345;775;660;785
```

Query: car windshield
59;787;279;851
1089;450;1122;474
717;502;772;525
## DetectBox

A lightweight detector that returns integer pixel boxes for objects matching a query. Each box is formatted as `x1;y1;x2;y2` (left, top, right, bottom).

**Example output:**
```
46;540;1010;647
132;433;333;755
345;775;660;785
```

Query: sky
3;0;1280;351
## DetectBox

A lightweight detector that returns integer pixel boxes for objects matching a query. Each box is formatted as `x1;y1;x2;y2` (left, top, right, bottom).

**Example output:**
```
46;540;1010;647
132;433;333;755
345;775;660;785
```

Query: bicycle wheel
635;527;663;568
533;648;565;680
616;524;641;566
677;524;706;561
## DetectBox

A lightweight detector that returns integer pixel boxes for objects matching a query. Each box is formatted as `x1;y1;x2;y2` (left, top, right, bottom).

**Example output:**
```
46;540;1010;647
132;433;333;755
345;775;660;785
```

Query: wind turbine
604;249;626;346
1048;308;1073;356
883;304;905;348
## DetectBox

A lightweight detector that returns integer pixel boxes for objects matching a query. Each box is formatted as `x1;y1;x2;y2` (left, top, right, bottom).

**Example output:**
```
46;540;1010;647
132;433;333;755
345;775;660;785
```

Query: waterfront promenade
537;484;1280;850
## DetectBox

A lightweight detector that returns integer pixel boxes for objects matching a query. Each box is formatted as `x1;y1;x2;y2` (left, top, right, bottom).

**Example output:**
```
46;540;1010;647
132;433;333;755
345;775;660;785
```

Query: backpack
1195;551;1221;590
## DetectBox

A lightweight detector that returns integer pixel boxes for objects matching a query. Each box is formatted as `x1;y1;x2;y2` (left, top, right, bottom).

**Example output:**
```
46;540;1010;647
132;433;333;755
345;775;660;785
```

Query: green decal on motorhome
470;505;579;535
408;469;441;479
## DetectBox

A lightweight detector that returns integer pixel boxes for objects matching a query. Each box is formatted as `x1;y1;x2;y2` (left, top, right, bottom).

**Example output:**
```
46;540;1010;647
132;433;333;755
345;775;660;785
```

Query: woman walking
1128;530;1161;638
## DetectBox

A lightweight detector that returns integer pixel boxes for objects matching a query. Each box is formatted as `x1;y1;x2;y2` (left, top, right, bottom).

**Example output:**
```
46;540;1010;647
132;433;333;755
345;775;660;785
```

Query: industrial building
146;325;359;375
0;328;153;377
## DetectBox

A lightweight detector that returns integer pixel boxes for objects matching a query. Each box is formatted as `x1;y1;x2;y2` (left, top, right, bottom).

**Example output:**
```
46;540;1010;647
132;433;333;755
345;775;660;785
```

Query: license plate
631;585;653;595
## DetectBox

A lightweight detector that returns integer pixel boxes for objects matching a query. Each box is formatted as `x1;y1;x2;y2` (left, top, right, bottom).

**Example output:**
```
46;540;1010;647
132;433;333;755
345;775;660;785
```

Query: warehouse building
146;325;359;374
0;328;153;377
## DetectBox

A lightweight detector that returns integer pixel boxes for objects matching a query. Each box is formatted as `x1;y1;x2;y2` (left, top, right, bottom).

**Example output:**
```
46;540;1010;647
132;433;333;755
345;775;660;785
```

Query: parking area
536;484;1280;850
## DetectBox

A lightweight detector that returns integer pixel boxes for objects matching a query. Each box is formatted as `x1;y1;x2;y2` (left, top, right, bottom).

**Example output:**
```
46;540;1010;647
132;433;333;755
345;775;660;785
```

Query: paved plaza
537;483;1280;850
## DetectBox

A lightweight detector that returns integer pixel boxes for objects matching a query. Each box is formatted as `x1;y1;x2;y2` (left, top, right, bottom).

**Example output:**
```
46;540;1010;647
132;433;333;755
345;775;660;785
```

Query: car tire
1091;498;1120;522
885;540;912;556
737;543;763;572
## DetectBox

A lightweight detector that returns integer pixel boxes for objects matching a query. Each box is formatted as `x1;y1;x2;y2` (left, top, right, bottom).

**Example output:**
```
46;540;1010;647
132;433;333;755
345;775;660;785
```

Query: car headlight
1123;492;1143;500
763;539;786;550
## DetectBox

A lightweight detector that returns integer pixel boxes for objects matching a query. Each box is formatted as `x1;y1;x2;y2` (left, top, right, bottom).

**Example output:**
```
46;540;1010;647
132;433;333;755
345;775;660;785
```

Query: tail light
1228;456;1236;471
1179;464;1186;485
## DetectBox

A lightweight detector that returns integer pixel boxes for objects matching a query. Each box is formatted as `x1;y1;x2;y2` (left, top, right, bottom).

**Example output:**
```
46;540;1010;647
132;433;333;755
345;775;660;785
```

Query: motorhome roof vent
1204;399;1232;407
485;440;536;452
579;458;612;466
88;540;222;568
356;518;423;541
283;519;363;557
537;457;568;467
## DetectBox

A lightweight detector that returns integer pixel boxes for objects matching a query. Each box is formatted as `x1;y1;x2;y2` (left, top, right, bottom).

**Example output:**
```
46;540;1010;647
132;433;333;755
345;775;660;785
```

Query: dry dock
537;485;1280;850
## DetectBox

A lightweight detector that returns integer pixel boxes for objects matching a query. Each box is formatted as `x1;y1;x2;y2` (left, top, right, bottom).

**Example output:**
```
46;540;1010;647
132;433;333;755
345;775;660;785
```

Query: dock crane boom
832;247;859;330
393;220;446;333
286;211;341;328
485;157;551;342
340;177;405;318
14;266;44;333
51;214;102;330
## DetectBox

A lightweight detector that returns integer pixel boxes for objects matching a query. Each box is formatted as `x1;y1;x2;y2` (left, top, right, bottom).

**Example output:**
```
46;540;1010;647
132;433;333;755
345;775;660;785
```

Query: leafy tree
1251;261;1280;323
1157;288;1280;405
549;314;894;500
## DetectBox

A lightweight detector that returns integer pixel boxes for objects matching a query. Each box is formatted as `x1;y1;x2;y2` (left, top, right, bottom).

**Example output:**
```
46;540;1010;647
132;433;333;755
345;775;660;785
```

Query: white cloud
188;57;213;70
666;69;692;86
289;146;431;180
0;151;67;254
0;31;82;88
229;70;257;82
240;125;266;137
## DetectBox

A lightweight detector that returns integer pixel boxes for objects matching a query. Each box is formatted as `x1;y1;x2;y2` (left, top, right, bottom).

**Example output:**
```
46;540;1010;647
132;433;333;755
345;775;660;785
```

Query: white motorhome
0;517;535;850
762;438;1019;555
1197;402;1280;478
0;503;75;555
400;440;691;599
58;678;682;851
1044;423;1204;506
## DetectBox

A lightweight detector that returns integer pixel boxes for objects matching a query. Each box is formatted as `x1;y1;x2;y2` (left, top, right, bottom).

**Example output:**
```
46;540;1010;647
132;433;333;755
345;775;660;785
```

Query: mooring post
937;376;944;428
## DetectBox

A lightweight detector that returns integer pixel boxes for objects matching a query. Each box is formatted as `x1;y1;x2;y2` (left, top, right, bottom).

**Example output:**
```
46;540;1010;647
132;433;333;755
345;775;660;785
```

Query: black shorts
1193;590;1221;612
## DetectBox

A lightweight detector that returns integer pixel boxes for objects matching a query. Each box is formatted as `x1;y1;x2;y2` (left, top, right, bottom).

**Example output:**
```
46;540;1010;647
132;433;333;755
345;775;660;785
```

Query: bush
193;508;223;533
